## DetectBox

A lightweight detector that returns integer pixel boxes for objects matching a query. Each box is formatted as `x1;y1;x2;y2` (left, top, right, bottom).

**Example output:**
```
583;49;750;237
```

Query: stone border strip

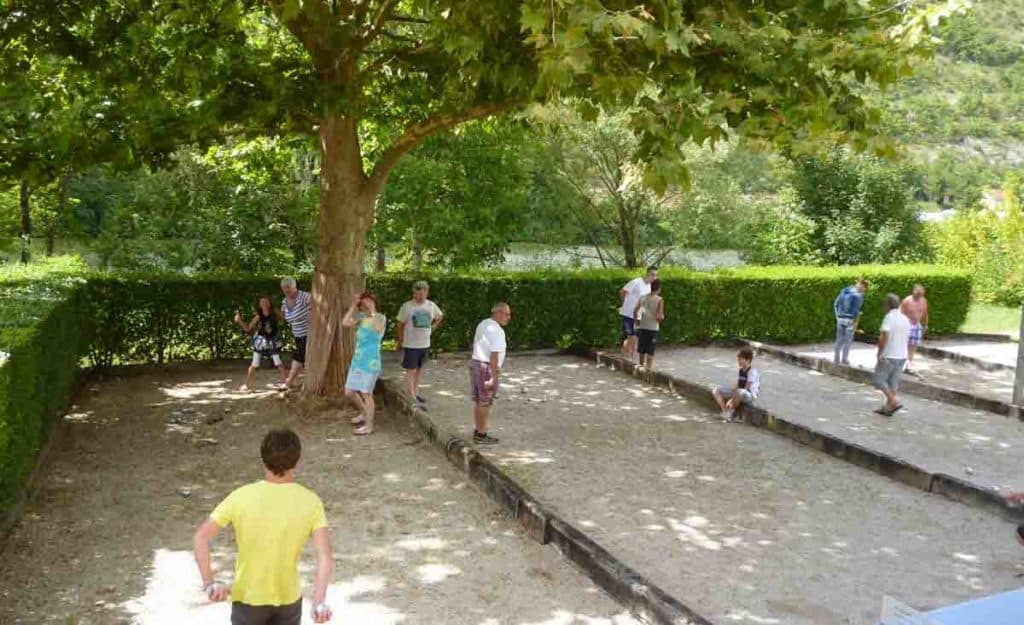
580;348;1024;524
745;340;1020;419
379;376;713;625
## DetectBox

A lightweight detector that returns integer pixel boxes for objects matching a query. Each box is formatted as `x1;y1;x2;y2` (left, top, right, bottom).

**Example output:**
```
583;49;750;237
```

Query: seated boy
712;346;760;421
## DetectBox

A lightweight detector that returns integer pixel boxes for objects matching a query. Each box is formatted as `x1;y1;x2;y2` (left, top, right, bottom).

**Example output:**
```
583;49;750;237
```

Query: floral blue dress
345;313;385;393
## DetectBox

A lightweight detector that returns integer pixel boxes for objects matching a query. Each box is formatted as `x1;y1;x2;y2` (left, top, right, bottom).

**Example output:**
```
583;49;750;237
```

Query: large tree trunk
303;116;377;396
19;179;31;264
48;169;72;256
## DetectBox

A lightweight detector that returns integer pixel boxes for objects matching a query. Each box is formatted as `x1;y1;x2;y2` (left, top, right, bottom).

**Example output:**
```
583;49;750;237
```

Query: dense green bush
80;265;972;366
928;175;1024;306
0;277;90;518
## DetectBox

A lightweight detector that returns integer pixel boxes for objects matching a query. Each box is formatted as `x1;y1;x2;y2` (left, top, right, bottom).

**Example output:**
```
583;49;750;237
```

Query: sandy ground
925;340;1020;369
789;342;1015;403
0;363;636;625
414;355;1024;625
653;346;1024;494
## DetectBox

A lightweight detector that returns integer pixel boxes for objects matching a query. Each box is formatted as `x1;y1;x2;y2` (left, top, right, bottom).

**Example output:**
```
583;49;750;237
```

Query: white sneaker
721;410;733;422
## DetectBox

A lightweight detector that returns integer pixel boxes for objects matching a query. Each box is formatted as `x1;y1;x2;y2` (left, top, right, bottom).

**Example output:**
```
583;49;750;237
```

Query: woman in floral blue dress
342;291;386;435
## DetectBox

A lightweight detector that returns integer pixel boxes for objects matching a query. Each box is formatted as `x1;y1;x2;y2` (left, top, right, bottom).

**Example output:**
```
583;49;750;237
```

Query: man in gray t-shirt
396;281;443;407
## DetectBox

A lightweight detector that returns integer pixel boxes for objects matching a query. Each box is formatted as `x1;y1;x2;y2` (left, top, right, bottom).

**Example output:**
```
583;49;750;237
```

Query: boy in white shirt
469;303;511;445
712;346;761;422
619;266;658;362
874;293;911;416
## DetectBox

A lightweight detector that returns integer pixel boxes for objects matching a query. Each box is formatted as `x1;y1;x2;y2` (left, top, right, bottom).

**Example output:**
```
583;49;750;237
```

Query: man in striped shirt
280;277;311;389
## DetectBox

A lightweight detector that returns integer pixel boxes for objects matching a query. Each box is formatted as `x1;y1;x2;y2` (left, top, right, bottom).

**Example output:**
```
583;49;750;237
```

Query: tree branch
361;0;401;48
368;101;516;191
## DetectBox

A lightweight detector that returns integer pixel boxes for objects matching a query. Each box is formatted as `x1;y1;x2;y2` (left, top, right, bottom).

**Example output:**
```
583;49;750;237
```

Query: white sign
880;596;942;625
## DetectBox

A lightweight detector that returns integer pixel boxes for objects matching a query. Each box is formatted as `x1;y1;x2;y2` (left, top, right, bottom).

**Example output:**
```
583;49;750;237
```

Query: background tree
16;0;953;395
374;121;535;271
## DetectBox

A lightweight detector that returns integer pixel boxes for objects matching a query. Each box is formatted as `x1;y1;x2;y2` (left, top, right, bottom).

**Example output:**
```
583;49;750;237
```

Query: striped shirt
282;290;311;338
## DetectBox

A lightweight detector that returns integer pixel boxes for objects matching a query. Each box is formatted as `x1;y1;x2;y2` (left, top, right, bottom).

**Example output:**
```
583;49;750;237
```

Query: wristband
203;581;225;594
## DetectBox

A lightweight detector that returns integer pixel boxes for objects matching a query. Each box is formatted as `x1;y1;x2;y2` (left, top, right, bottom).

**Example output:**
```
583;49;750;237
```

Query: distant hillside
880;0;1024;208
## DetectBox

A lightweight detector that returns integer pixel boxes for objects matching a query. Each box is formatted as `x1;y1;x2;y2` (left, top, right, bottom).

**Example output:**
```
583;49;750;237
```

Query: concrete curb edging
379;377;713;625
745;340;1020;420
580;348;1024;524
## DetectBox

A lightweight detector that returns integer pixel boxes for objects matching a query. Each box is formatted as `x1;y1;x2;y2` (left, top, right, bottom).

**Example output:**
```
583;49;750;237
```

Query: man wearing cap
396;281;444;408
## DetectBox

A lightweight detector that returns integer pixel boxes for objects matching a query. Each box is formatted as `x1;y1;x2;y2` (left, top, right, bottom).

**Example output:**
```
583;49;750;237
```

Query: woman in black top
234;295;285;391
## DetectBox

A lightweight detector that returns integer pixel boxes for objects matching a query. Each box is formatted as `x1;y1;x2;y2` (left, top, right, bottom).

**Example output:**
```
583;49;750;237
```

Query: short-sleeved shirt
282;291;311;338
637;294;662;331
397;300;443;349
834;286;864;320
210;481;327;606
900;295;928;325
880;309;911;360
620;277;651;317
351;313;385;373
472;318;507;368
738;366;761;398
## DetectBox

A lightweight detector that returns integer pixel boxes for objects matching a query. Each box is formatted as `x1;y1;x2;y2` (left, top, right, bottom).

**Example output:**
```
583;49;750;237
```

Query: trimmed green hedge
83;264;971;364
0;280;91;517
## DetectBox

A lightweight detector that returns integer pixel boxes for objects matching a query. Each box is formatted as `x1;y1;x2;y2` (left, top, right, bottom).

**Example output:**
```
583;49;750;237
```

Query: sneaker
473;432;500;446
721;410;733;422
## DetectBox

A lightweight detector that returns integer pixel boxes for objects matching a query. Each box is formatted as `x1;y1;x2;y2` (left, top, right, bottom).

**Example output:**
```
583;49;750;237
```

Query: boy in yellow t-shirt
192;429;334;624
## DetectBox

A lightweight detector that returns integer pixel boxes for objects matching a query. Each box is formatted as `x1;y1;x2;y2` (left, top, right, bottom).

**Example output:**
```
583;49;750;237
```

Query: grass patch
962;302;1022;337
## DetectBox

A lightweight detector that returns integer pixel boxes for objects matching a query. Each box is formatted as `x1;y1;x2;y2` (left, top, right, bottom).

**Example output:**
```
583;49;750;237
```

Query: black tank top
257;311;279;339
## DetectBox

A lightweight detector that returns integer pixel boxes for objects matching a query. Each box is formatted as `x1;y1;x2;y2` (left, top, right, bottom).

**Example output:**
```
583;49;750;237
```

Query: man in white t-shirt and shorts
619;266;658;361
396;280;444;409
470;303;511;446
874;293;911;416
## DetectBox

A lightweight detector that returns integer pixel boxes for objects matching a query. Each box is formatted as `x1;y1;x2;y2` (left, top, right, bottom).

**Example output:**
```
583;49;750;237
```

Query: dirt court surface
0;363;636;625
415;354;1024;625
791;342;1015;403
654;346;1024;494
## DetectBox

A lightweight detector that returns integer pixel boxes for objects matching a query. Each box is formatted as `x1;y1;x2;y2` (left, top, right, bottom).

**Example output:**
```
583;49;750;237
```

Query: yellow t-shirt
211;480;328;606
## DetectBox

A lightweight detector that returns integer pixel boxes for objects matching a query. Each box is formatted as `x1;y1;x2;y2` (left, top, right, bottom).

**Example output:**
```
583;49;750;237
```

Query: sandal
351;414;366;425
353;424;374;436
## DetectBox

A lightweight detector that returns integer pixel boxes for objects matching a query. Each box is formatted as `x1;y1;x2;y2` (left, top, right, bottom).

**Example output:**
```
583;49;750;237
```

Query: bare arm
922;300;929;329
395;318;405;347
657;299;665;321
341;302;359;327
192;519;229;601
632;302;642;321
311;527;333;606
619;288;628;303
876;331;889;360
487;351;500;387
234;313;258;334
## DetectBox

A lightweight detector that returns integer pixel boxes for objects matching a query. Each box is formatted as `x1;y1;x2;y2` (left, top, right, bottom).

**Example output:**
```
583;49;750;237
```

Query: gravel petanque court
787;342;1016;403
653;346;1024;494
414;354;1024;625
0;364;637;625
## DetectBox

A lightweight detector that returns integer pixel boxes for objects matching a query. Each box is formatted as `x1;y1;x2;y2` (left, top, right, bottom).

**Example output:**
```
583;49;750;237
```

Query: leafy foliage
374;121;537;270
929;173;1024;306
791;149;925;265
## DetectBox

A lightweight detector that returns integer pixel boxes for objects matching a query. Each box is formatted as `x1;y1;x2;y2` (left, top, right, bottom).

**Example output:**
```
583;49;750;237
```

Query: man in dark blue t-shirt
833;278;869;364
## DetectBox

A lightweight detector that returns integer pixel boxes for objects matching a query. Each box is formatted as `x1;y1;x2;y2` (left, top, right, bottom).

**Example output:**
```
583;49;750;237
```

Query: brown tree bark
19;179;31;264
303;115;377;396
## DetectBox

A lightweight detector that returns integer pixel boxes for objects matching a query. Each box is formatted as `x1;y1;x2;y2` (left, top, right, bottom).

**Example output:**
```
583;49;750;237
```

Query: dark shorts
637;329;659;355
621;315;637;338
231;600;301;625
470;359;499;406
402;347;429;370
292;335;307;364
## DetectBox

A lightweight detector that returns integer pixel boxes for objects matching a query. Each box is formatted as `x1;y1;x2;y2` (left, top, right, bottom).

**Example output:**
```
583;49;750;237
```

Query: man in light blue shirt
833;278;869;364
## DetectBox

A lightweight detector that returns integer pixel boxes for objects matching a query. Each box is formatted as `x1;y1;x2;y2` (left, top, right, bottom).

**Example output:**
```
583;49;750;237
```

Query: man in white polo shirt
619;266;657;362
874;293;911;416
469;302;511;446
